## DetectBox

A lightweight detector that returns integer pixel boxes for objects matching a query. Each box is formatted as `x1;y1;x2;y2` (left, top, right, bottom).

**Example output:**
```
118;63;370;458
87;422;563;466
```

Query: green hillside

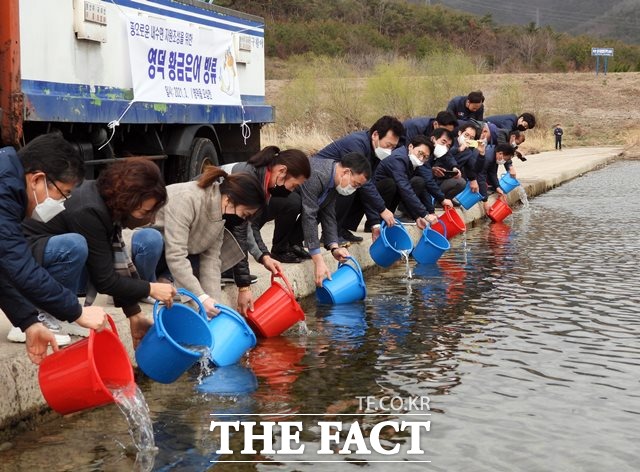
216;0;640;73
428;0;640;45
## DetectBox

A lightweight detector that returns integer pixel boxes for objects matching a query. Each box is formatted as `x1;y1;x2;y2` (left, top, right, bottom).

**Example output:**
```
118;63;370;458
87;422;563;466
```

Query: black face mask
223;213;245;227
270;184;291;198
517;124;527;132
123;214;153;229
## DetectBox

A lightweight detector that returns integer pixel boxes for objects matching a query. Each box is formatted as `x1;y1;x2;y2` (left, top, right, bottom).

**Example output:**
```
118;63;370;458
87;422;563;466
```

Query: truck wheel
188;138;219;180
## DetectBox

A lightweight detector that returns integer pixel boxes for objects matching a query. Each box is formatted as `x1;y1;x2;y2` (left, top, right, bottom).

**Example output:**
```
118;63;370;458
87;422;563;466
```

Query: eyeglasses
46;176;71;201
415;150;429;161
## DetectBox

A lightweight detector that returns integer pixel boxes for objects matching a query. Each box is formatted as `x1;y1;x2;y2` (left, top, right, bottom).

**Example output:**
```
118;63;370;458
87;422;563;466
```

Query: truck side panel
18;0;273;126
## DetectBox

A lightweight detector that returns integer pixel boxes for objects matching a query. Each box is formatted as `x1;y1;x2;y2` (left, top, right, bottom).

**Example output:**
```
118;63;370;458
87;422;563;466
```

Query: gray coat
296;157;340;254
154;181;244;300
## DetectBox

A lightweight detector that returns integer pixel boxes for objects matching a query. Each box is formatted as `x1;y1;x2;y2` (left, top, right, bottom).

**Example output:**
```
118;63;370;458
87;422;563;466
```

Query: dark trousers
336;192;362;232
257;191;302;252
439;176;467;199
555;136;562;150
375;177;431;217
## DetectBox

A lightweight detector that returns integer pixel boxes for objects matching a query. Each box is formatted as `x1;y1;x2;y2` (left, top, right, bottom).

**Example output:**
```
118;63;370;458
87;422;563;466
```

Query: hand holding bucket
246;272;305;338
317;256;367;304
498;173;520;194
369;219;413;268
431;206;466;240
136;288;214;384
39;315;135;415
412;224;451;264
454;181;483;210
207;304;257;367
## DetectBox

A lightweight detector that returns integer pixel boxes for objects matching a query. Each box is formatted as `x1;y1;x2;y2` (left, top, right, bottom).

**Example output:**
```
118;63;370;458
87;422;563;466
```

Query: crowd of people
0;91;536;364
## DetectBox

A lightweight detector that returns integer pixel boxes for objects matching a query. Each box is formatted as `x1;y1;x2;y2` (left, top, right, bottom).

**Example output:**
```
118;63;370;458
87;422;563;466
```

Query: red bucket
487;199;513;223
432;206;466;240
38;316;135;415
246;272;305;337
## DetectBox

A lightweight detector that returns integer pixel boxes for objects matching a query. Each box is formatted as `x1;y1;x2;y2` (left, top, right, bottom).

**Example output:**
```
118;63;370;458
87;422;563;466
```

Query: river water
1;161;639;471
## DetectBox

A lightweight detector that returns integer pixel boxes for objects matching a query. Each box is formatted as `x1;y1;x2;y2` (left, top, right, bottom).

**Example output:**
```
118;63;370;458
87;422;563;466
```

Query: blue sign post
591;47;614;76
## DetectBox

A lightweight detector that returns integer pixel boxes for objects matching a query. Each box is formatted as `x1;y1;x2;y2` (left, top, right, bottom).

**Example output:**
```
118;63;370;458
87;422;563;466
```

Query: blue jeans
41;233;88;294
131;228;165;282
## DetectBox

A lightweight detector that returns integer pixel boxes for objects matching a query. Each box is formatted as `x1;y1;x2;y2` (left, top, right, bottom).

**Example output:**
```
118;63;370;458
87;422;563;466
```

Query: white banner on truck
126;14;241;105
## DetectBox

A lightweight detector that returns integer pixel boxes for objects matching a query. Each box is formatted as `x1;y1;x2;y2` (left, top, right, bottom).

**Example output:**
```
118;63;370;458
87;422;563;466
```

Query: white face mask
433;144;448;158
458;135;466;146
336;172;357;196
496;159;507;166
375;147;392;160
409;153;423;168
32;185;66;223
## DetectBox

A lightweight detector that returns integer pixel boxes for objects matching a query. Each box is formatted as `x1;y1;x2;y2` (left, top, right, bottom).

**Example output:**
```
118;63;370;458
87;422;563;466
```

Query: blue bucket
207;305;257;367
454;182;483;210
369;220;413;268
317;256;366;304
412;227;451;264
196;365;258;396
136;289;213;384
498;173;520;193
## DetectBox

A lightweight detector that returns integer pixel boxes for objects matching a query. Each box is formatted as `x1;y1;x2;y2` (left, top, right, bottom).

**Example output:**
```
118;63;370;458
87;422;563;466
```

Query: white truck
0;0;274;181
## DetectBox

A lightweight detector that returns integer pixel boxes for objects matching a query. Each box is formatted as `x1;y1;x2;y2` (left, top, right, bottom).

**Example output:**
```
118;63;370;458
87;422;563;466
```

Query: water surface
2;161;639;471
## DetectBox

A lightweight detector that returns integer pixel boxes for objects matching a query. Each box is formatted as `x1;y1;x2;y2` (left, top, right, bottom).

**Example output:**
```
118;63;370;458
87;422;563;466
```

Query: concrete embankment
0;146;624;437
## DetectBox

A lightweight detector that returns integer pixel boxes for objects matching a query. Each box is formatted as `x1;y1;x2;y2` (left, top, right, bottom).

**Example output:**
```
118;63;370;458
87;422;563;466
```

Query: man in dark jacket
447;91;485;121
314;116;402;242
474;143;517;212
554;124;564;150
0;134;107;364
485;113;536;133
294;153;370;286
427;128;467;199
372;135;453;229
401;110;458;146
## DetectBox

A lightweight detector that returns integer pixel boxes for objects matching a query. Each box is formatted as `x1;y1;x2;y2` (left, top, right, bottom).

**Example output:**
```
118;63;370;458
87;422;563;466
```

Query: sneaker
140;296;157;304
38;312;86;337
60;322;90;337
221;269;234;285
339;229;363;243
271;250;302;264
289;244;312;260
221;270;258;285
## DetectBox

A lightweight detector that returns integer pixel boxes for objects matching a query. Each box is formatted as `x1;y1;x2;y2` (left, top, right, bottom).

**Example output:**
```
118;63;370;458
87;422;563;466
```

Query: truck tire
188;138;219;180
165;137;219;183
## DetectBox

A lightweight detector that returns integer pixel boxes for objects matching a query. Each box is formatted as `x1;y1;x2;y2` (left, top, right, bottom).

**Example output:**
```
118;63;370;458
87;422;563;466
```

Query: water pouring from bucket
135;289;214;384
38;315;135;415
369;219;413;268
498;173;520;194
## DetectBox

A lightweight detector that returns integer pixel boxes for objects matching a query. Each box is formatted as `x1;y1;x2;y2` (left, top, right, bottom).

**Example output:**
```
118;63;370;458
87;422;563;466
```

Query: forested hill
428;0;640;45
214;0;640;73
